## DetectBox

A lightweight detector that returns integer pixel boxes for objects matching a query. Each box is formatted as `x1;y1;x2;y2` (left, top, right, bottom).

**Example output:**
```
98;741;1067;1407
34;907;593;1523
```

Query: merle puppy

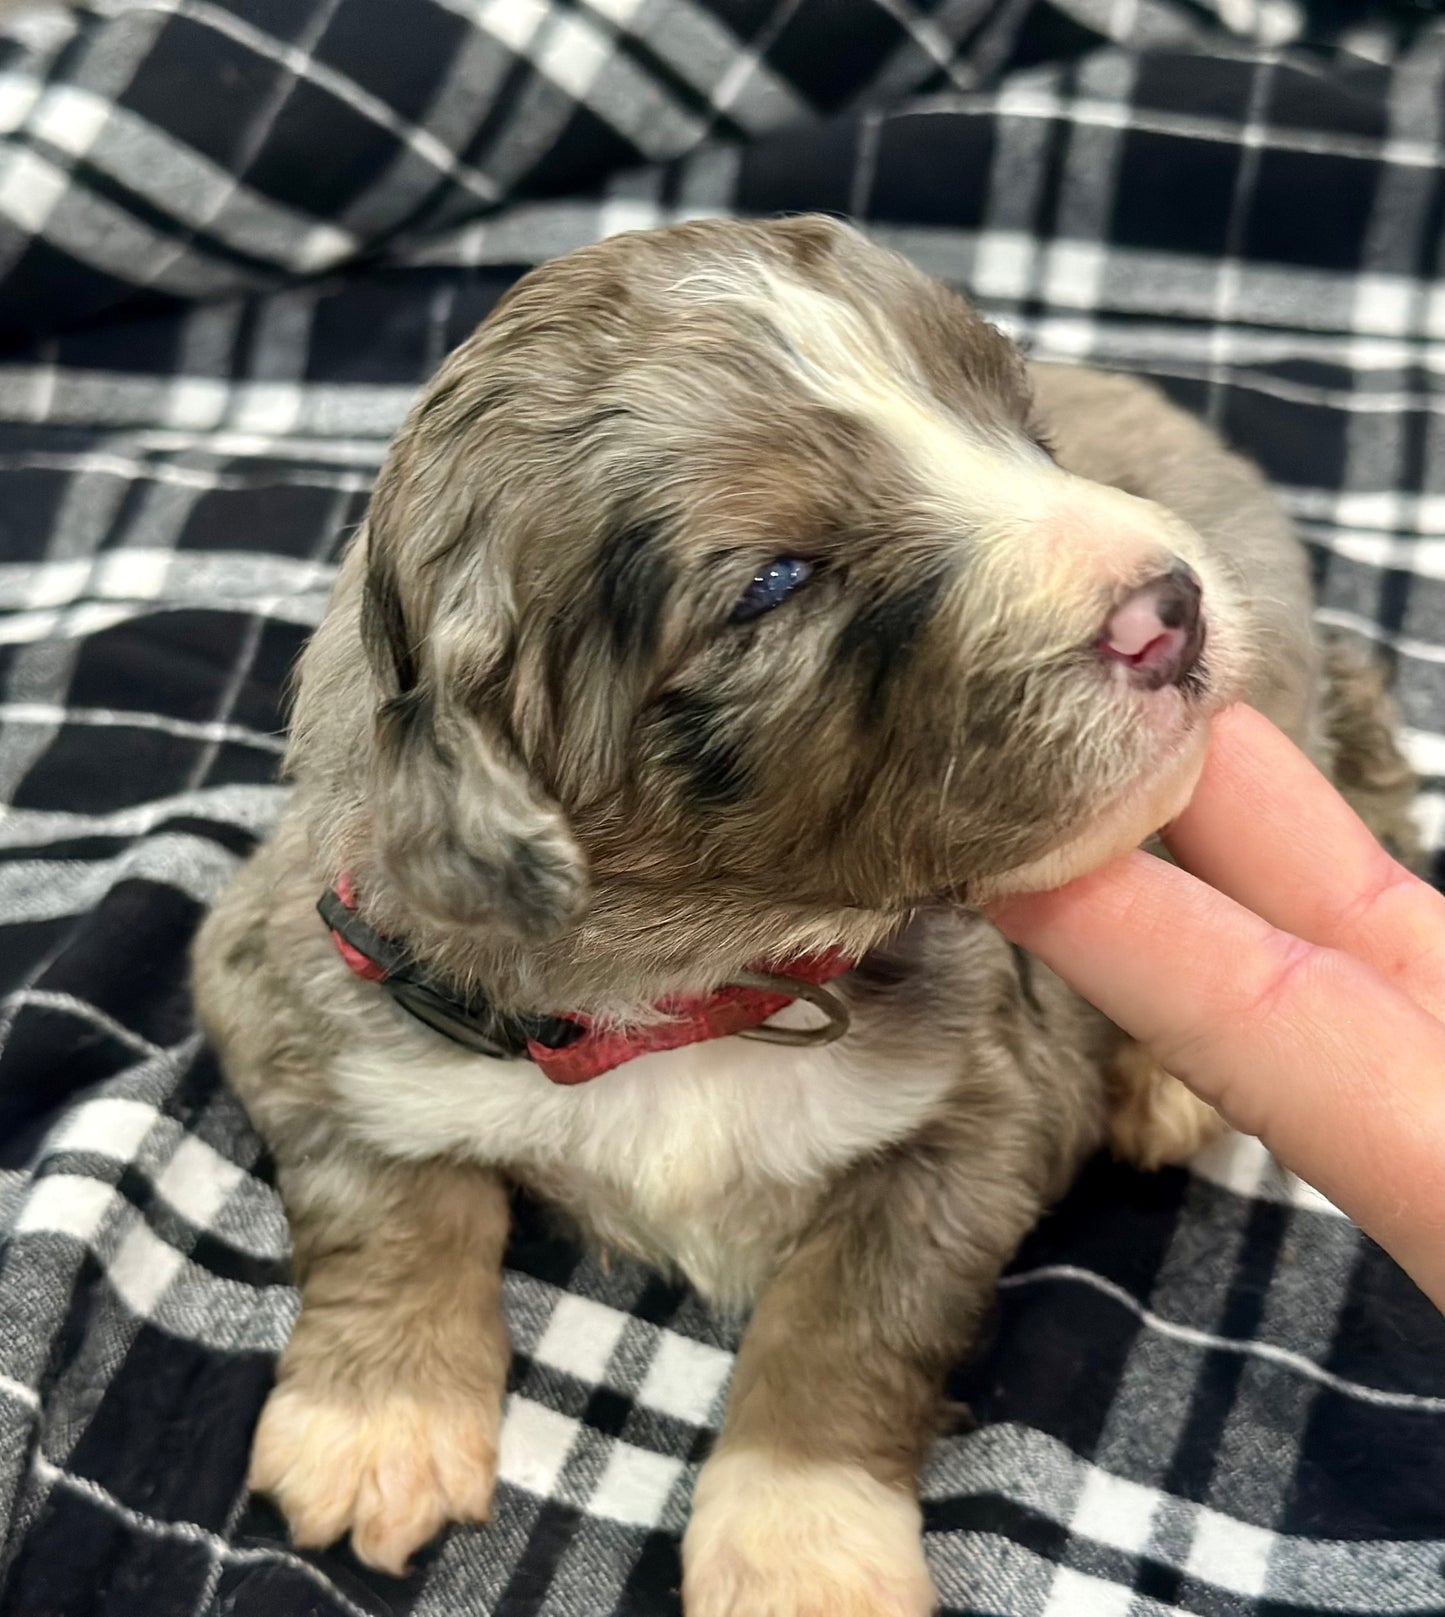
192;216;1412;1616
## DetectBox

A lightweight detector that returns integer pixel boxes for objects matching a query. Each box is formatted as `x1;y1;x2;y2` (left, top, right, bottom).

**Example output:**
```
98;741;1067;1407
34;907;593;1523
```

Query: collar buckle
317;886;582;1061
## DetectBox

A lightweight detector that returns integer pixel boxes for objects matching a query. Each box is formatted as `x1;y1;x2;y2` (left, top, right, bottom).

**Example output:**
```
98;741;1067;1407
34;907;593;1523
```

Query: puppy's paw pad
683;1453;935;1617
249;1384;498;1575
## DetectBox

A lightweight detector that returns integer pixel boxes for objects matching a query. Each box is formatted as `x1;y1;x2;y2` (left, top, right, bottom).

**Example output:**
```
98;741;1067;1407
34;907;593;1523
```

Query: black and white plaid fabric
0;2;1441;1614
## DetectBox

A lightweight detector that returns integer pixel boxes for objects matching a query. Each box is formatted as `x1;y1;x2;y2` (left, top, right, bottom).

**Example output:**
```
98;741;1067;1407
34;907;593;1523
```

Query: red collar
318;875;856;1085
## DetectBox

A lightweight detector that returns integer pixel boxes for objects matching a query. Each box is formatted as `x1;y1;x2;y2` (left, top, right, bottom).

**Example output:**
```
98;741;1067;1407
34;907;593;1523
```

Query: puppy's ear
360;539;589;943
369;690;588;941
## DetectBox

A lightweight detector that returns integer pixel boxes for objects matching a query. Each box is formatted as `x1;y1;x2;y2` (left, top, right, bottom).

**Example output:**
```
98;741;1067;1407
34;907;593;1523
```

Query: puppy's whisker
938;753;958;817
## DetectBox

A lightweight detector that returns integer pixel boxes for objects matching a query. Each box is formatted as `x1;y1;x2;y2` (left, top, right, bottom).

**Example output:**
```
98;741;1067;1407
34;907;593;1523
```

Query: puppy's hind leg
1107;1038;1223;1170
682;1113;1054;1617
250;1150;511;1575
1319;635;1421;870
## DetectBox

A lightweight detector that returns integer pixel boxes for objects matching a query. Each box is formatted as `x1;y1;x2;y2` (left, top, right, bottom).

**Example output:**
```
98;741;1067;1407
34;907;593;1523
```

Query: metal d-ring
731;971;852;1047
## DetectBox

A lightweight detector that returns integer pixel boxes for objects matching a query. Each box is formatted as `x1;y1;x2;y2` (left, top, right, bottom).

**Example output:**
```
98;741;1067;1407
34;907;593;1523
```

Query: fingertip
1211;701;1268;741
1185;702;1311;816
980;851;1151;940
1209;702;1286;753
978;892;1030;937
979;883;1072;941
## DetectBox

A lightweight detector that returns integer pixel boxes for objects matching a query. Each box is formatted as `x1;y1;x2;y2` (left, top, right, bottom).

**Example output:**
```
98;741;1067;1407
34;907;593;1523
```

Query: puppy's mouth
968;572;1224;903
969;720;1211;903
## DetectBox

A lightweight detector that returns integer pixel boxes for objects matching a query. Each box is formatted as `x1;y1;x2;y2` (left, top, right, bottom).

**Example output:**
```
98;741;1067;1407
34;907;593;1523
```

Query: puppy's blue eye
731;557;814;623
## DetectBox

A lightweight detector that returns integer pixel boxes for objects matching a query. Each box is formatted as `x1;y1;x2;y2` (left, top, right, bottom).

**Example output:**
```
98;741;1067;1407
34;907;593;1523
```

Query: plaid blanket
0;2;1441;1614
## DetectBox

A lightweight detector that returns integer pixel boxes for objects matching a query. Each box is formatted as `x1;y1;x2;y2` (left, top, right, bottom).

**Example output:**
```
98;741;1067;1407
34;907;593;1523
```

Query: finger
1165;705;1443;1015
991;853;1444;1307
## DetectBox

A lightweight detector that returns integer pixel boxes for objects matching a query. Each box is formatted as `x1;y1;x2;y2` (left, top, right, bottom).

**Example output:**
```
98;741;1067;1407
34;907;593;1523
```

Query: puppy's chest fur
330;985;965;1305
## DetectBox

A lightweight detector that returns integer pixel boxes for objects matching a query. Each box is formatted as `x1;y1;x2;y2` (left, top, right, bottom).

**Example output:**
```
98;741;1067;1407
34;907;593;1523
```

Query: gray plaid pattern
0;2;1440;1615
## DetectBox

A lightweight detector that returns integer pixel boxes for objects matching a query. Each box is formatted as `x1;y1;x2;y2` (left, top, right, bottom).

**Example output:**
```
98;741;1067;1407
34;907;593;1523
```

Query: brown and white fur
191;217;1414;1612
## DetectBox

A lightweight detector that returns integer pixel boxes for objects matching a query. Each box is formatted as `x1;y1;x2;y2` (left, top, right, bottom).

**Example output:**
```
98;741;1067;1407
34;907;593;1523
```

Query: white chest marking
331;1005;956;1291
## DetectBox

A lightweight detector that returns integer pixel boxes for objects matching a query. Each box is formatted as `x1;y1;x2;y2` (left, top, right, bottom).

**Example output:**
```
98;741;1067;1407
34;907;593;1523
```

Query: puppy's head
342;217;1248;954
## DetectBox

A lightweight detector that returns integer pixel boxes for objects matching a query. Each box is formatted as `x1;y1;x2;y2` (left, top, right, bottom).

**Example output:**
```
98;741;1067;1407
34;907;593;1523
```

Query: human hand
989;704;1444;1308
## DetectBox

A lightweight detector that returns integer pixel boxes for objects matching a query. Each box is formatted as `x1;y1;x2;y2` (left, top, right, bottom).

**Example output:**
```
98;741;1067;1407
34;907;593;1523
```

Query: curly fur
191;216;1412;1604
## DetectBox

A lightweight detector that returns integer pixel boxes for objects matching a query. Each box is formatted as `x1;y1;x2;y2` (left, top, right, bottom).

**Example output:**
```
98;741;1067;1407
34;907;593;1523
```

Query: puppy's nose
1099;564;1203;690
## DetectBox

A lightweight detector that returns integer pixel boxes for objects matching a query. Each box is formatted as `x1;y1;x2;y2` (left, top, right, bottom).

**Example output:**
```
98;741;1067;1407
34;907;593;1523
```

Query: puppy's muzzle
1099;563;1204;691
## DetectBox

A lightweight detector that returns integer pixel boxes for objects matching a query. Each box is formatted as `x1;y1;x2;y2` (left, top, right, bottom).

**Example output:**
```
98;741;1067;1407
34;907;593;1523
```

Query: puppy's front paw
682;1451;935;1617
249;1380;499;1575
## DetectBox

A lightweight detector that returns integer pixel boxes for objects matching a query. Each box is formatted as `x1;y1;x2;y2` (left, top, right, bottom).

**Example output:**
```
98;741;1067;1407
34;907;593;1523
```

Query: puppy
192;216;1412;1614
